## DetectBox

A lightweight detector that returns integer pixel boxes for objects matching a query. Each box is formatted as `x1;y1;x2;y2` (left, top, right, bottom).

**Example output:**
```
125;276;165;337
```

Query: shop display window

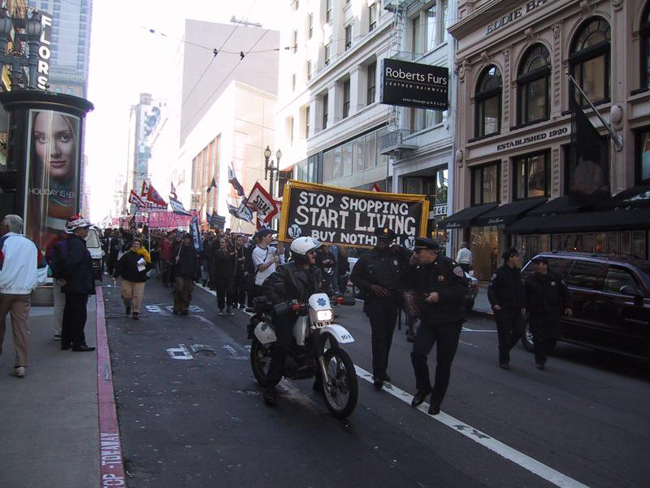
638;130;650;183
470;225;499;281
584;234;595;253
633;231;646;260
620;231;631;257
595;232;607;254
607;232;619;255
553;234;562;252
540;234;550;252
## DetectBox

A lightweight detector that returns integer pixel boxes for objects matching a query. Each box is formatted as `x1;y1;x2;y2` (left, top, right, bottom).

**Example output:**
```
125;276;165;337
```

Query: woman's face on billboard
34;112;75;180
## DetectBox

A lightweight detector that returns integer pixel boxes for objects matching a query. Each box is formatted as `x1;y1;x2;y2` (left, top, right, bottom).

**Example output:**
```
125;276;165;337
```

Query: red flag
141;181;150;197
147;185;167;207
128;189;146;208
371;182;381;192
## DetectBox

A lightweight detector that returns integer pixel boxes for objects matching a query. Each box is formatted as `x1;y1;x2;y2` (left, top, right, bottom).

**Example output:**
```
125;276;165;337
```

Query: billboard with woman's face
25;109;81;250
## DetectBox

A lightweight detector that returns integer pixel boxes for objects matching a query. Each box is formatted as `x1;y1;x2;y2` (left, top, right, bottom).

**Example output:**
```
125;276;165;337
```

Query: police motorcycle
249;239;358;418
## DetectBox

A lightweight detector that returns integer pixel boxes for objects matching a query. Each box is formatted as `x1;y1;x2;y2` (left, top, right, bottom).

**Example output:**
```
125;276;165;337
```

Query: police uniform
403;238;469;414
524;257;572;369
487;247;526;368
350;227;411;386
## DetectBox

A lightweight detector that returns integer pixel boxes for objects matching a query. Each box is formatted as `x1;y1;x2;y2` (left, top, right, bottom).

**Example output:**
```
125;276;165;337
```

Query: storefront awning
526;196;585;217
473;198;546;227
599;185;650;209
437;203;498;230
504;207;650;234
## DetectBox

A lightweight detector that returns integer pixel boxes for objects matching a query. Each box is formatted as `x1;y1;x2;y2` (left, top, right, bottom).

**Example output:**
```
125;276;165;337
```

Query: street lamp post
263;145;282;199
0;8;43;90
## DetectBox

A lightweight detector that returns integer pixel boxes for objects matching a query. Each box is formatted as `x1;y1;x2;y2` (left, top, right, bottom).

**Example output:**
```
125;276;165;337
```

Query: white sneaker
10;366;25;378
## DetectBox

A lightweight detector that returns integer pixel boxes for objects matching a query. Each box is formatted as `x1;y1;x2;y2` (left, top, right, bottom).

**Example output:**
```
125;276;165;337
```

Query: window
324;43;331;66
637;129;650;183
288;117;294;146
293;30;298;53
322;93;329;130
345;24;352;50
641;3;650;89
343;79;350;118
518;44;551;125
307;60;312;80
326;0;332;22
426;4;437;52
369;2;377;32
475;66;502;137
604;266;639;294
305;106;310;138
441;0;448;43
570;18;611;106
514;152;550;199
411;17;421;55
367;62;376;105
308;13;313;39
292;74;296;91
410;108;441;131
471;163;500;205
566;260;604;290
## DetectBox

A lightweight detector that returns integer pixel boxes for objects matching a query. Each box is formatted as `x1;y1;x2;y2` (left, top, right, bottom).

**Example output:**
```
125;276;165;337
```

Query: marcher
233;235;247;308
214;237;236;315
252;229;279;303
0;215;47;378
455;242;472;273
404;238;469;415
524;256;573;370
114;238;152;320
487;247;526;370
108;229;121;276
173;234;199;315
160;232;173;287
61;216;96;352
350;227;411;389
261;237;330;406
317;244;338;294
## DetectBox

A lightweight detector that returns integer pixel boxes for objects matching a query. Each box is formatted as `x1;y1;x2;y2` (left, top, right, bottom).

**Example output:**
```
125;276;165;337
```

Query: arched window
517;45;551;125
475;66;502;138
641;3;650;89
570;18;611;106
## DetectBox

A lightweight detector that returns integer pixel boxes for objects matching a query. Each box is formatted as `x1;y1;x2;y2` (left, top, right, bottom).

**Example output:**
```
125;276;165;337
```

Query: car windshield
86;230;101;248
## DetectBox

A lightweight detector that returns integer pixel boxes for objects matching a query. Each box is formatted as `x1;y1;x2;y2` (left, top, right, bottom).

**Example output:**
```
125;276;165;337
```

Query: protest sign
279;180;428;249
246;182;278;222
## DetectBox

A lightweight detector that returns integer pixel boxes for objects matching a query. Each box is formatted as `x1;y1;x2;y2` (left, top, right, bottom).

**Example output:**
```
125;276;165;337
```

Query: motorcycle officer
487;247;526;370
350;227;411;389
262;237;331;406
404;238;469;415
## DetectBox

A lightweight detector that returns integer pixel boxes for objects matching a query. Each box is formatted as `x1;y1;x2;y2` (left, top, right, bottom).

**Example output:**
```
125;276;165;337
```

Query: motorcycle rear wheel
322;348;358;418
250;339;280;387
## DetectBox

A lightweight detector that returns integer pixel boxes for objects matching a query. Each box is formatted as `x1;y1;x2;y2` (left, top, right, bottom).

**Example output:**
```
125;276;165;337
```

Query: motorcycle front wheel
250;339;280;387
322;348;358;418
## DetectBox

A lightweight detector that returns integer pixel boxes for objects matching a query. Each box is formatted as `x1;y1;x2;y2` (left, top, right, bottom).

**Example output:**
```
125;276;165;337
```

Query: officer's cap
414;237;439;251
501;247;519;260
375;227;396;241
531;255;549;264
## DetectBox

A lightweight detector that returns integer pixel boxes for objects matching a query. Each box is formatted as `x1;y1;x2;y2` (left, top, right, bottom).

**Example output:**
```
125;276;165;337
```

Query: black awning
437;203;498;230
598;185;650;209
527;196;585;217
473;198;546;227
505;207;650;234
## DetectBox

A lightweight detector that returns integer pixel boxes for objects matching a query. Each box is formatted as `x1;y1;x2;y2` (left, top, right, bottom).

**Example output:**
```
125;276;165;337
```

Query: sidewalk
0;300;100;488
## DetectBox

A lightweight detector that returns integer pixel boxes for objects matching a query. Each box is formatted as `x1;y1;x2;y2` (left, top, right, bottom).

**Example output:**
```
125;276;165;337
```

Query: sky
85;0;284;223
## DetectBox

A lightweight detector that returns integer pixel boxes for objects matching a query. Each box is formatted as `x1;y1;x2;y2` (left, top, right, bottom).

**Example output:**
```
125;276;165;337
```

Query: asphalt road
103;278;650;488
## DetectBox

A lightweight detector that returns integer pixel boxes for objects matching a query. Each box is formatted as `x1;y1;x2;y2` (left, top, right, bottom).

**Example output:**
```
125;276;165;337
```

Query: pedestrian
317;244;338;294
45;227;70;341
114;238;152;320
173;234;199;315
455;242;472;273
0;215;48;378
404;238;469;415
350;227;411;389
524;256;573;370
160;232;173;287
251;229;279;305
214;236;236;316
107;229;121;276
61;216;96;352
233;234;247;308
487;247;527;370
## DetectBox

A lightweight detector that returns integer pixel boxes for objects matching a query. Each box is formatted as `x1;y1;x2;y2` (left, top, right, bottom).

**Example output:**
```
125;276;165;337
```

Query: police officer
351;227;411;389
524;256;572;370
487;247;526;370
405;238;468;415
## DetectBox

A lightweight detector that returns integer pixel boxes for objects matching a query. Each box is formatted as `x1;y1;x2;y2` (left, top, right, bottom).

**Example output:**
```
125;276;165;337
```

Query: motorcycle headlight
316;310;333;322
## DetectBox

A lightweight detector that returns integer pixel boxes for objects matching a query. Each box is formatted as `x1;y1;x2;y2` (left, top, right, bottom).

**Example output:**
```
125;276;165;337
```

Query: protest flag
228;164;245;197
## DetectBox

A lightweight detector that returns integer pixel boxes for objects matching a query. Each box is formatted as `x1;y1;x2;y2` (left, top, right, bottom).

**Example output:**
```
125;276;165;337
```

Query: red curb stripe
96;286;127;487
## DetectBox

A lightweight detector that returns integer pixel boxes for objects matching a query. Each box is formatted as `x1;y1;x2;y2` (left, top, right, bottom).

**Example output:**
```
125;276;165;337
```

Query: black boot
411;388;431;407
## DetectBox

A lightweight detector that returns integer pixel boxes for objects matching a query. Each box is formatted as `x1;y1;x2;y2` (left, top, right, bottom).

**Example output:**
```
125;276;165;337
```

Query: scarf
131;246;151;264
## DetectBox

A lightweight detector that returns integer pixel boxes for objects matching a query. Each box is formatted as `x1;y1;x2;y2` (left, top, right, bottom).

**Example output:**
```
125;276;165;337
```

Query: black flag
569;96;610;205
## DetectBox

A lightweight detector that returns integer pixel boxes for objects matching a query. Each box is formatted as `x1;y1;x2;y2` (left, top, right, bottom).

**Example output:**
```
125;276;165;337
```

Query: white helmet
290;237;321;256
67;216;92;232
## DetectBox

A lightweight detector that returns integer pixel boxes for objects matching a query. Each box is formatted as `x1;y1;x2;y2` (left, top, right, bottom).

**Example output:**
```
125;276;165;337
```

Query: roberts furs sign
380;59;449;111
279;180;429;249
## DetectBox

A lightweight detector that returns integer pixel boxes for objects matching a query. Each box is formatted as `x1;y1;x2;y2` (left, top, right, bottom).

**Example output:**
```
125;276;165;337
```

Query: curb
95;286;127;487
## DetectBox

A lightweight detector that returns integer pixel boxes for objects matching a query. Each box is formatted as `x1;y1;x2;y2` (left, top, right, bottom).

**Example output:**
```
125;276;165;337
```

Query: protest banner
279;180;429;249
246;182;278;223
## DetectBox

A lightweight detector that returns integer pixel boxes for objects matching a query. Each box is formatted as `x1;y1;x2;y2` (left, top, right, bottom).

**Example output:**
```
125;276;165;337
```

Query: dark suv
520;252;650;361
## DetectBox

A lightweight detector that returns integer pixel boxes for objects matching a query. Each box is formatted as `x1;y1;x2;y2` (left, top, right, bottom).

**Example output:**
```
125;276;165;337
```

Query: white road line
354;366;589;488
195;284;255;316
462;327;498;333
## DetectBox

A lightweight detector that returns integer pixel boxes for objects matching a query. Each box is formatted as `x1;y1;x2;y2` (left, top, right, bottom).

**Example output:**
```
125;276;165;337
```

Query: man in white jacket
0;215;47;378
